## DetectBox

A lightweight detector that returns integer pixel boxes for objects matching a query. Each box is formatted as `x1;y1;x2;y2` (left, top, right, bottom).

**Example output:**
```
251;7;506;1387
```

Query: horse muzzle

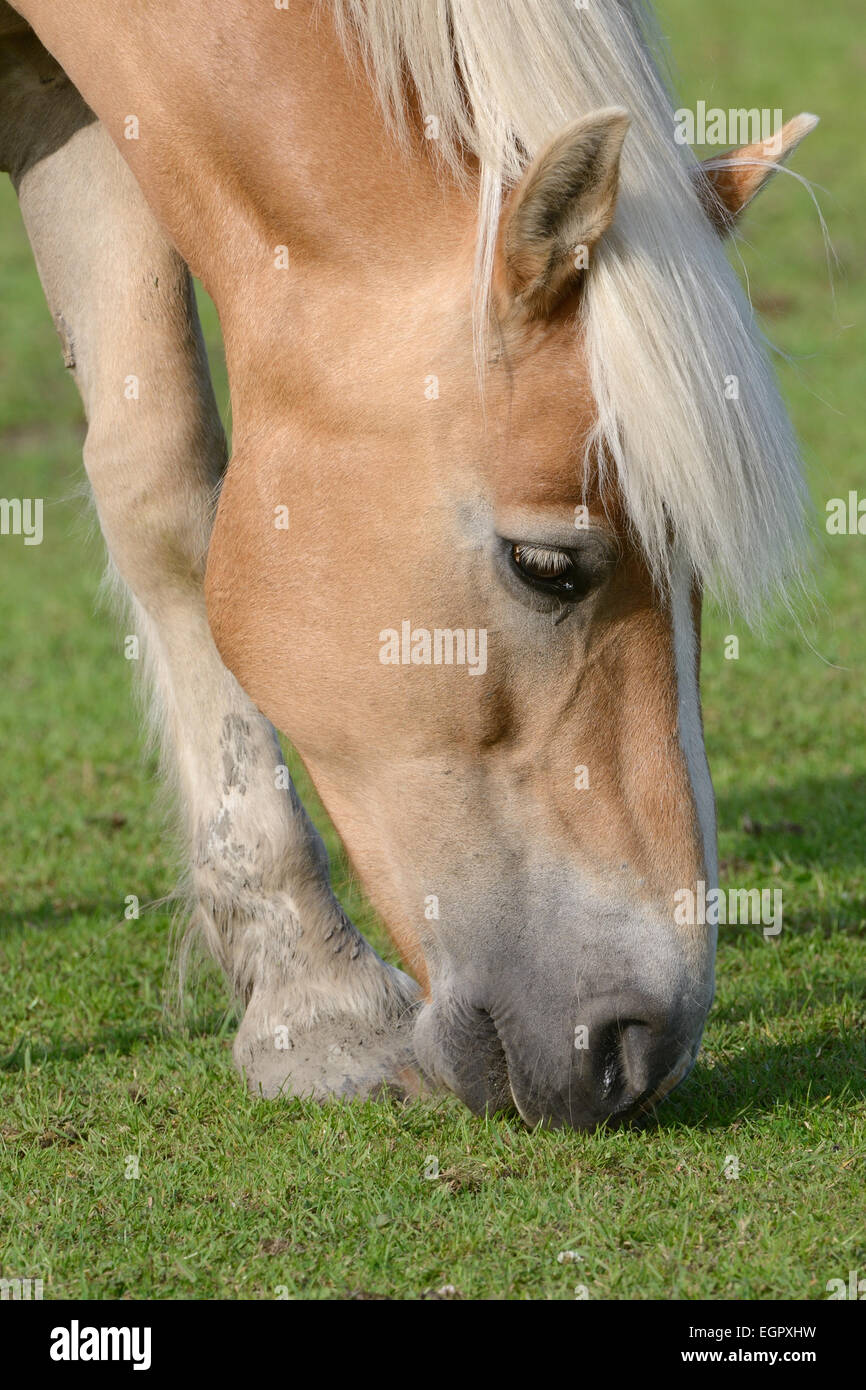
413;983;705;1129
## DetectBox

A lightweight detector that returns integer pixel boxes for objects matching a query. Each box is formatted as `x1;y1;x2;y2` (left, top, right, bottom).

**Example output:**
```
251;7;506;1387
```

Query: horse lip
507;1043;699;1130
628;1046;697;1118
416;983;704;1128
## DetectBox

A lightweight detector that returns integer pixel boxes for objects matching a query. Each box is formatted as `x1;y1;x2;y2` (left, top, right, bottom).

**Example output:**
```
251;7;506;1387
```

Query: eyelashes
509;542;583;596
503;534;616;606
510;544;573;578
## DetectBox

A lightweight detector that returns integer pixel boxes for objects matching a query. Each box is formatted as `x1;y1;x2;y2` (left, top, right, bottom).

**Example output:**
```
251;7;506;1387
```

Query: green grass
1;0;864;1300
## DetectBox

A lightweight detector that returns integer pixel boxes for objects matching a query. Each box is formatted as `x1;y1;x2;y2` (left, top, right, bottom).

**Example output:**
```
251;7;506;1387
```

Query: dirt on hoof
233;1010;428;1102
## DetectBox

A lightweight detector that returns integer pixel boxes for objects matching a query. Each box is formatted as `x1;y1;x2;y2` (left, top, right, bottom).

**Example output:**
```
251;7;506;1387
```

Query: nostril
598;1029;625;1100
576;988;680;1122
619;1020;657;1096
594;1016;651;1106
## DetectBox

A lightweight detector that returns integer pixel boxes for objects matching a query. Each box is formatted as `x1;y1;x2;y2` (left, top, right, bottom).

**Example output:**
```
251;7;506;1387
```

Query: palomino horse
1;1;815;1127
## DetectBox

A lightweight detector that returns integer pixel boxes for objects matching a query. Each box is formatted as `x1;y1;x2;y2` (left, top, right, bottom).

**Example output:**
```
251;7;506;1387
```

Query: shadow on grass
654;1024;866;1132
0;1008;237;1072
0;900;171;936
714;772;866;876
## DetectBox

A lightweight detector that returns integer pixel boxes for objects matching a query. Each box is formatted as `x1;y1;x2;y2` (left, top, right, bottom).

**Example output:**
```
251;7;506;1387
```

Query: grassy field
1;0;863;1300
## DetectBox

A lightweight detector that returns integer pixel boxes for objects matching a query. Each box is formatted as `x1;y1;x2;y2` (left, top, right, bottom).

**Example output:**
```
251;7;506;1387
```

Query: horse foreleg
1;32;421;1098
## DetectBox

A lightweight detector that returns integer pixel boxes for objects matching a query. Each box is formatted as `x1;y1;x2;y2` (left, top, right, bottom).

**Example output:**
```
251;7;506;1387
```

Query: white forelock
330;0;808;618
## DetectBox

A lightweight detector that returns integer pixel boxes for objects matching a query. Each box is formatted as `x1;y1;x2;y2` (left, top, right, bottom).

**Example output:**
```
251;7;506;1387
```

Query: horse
0;0;816;1128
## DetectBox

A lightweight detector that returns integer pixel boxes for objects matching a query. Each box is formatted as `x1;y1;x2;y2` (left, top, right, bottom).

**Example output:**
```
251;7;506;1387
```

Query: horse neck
184;2;481;438
14;0;479;433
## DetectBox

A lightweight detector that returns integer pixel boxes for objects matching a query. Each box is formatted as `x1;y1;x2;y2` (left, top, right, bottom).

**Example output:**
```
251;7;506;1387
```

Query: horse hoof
232;1006;426;1102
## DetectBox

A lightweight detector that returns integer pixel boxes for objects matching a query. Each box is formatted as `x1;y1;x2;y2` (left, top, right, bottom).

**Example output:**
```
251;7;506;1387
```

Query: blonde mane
330;0;808;618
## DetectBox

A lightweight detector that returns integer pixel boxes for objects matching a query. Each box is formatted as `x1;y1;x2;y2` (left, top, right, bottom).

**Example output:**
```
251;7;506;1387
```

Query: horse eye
509;543;585;597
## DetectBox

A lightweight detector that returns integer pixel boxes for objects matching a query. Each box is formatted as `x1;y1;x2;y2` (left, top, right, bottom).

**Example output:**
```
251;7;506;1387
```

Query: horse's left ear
499;107;630;322
695;112;819;234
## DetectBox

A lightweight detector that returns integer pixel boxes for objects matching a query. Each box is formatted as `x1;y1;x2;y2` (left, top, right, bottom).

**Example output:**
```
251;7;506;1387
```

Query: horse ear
500;108;630;322
695;112;819;234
